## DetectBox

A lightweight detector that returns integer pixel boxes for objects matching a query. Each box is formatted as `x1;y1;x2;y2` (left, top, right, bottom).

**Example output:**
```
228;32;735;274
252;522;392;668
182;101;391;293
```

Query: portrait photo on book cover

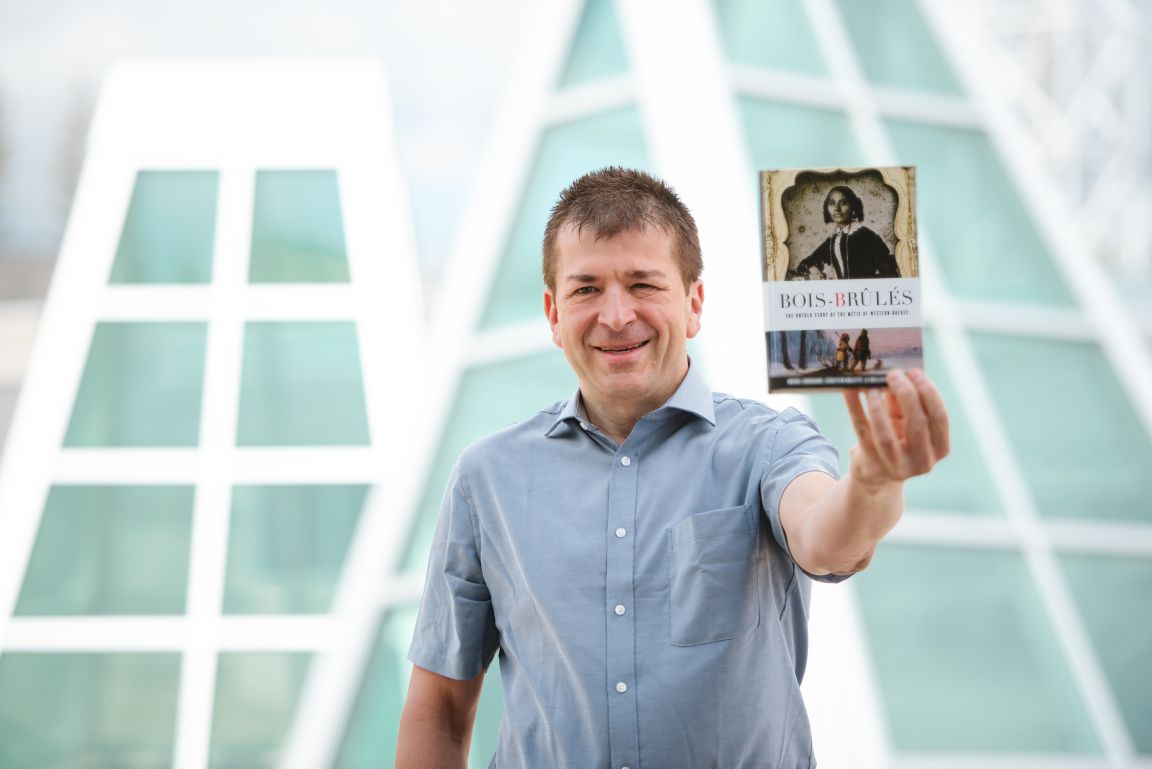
761;167;919;282
766;326;923;389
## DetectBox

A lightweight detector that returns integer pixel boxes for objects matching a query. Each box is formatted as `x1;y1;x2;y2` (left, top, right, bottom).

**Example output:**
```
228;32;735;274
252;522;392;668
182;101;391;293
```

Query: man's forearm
396;707;472;769
396;667;483;769
812;457;903;574
783;457;904;577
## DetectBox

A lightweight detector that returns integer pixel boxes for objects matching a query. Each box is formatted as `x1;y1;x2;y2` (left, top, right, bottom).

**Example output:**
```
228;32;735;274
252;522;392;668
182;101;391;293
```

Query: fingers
885;369;933;474
906;368;950;460
843;369;951;484
870;387;908;472
843;387;875;455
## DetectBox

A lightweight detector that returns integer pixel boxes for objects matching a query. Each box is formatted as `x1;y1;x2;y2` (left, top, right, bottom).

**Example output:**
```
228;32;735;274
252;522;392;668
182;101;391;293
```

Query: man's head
542;167;702;294
542;168;704;437
823;185;864;225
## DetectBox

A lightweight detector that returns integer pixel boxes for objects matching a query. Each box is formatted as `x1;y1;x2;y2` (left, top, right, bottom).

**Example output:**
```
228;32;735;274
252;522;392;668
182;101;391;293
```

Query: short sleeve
407;459;500;679
759;408;848;584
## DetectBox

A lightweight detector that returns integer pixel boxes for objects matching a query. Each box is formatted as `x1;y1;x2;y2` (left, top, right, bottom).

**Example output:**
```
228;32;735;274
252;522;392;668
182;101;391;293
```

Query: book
760;166;923;391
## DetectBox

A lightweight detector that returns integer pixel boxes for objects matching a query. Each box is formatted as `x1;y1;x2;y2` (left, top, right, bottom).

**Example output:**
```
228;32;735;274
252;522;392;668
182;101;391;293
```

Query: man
794;185;900;280
397;168;948;768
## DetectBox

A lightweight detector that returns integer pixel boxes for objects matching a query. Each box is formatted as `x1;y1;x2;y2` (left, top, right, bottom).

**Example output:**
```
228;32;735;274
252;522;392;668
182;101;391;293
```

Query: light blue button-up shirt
409;363;843;768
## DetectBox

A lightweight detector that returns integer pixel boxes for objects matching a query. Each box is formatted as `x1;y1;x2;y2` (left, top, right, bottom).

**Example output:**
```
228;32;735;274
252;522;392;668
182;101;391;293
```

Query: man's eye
574;286;597;295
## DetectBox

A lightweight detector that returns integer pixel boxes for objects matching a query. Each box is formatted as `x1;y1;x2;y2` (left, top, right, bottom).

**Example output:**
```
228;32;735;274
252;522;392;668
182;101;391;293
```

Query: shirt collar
835;221;863;235
545;359;716;437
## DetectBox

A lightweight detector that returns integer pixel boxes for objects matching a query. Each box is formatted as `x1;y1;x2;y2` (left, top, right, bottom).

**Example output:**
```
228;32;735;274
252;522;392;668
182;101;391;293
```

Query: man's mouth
596;340;649;354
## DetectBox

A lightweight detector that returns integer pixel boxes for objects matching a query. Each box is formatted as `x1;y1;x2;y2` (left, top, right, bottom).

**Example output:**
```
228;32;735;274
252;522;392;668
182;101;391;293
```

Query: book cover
760;166;923;391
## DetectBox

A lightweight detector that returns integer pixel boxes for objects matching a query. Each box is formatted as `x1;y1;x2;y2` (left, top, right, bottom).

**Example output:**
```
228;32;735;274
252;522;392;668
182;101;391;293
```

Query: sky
0;0;531;276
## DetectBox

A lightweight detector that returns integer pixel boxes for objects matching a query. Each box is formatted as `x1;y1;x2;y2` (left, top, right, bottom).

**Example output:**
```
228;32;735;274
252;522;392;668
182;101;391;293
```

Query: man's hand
843;368;950;489
781;368;949;577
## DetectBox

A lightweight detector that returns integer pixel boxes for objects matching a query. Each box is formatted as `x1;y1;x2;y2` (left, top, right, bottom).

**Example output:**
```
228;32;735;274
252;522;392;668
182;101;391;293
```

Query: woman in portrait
794;185;900;279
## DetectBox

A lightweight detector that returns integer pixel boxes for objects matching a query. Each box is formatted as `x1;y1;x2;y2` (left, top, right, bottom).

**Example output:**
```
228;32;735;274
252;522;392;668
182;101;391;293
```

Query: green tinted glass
1061;554;1152;753
806;327;1002;515
559;0;629;87
111;170;217;284
0;653;180;768
250;170;349;283
739;97;862;172
237;321;370;446
832;0;962;93
334;606;504;769
402;351;576;574
886;120;1074;306
64;322;207;447
333;607;417;769
971;333;1152;521
481;108;651;329
223;485;367;614
713;0;825;74
856;544;1099;752
16;485;193;616
209;652;311;769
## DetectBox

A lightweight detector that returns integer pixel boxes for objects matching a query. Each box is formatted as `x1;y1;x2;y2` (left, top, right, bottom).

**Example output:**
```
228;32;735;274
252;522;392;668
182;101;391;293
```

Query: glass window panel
402;351;576;574
558;0;628;87
16;485;193;615
831;0;962;93
237;321;370;446
885;120;1075;306
223;484;368;614
1061;554;1152;754
333;607;416;769
738;97;862;173
713;0;826;75
334;606;504;769
111;170;217;284
64;322;207;447
971;333;1152;522
209;652;311;769
806;327;1002;515
0;653;180;769
250;170;350;283
856;544;1100;753
480;107;651;329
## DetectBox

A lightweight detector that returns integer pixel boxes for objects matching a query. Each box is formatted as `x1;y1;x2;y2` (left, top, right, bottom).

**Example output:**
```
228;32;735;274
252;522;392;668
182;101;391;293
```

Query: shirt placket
606;446;640;769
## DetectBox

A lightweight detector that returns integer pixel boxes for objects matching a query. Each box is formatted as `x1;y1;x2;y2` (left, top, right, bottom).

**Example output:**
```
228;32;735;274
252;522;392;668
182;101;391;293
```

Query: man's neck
579;367;689;445
581;397;659;445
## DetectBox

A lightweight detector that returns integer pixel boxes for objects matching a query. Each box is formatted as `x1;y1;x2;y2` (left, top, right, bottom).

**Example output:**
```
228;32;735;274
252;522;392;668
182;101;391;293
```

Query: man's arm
396;666;485;769
780;368;949;576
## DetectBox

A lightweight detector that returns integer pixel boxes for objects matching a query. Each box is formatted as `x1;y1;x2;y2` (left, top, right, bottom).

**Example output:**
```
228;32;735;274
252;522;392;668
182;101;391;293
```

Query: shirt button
614;527;626;538
614;604;626;616
620;456;631;466
616;682;628;693
579;421;588;430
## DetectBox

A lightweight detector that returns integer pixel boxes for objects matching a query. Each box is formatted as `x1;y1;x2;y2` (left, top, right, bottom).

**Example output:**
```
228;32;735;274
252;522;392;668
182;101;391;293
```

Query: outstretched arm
780;368;949;576
396;666;485;769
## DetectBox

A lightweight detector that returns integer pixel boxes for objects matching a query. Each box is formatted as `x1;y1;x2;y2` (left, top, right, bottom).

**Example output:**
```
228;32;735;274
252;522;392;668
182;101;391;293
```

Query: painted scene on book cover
766;326;922;389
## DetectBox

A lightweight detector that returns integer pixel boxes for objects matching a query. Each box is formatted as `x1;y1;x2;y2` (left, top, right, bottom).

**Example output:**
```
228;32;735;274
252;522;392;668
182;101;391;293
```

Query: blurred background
1;0;1151;767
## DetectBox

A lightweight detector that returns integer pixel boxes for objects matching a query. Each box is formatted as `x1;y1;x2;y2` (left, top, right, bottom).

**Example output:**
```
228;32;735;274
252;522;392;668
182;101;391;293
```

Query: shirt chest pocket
667;504;761;646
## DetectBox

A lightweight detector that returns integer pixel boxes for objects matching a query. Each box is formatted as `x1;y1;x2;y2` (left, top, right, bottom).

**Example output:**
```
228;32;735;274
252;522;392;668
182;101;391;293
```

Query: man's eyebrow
563;269;670;283
626;269;668;280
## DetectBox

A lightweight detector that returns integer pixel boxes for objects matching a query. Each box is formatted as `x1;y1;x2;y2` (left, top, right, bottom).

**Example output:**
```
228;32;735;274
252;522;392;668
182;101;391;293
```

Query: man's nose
598;287;636;331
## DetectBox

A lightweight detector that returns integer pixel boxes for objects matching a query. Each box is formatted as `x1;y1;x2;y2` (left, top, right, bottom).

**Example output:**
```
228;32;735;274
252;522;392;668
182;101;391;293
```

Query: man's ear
544;289;563;348
686;280;704;339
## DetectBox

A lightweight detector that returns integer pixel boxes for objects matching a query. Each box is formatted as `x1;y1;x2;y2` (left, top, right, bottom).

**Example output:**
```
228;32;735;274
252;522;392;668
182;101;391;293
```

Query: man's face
544;225;703;418
827;190;853;226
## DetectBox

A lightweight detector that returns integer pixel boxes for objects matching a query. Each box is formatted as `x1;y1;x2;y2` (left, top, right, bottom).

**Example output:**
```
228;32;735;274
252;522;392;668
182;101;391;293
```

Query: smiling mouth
597;340;649;353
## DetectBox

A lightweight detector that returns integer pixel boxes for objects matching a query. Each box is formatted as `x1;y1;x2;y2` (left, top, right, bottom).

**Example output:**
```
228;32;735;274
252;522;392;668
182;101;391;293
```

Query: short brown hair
542;167;702;292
